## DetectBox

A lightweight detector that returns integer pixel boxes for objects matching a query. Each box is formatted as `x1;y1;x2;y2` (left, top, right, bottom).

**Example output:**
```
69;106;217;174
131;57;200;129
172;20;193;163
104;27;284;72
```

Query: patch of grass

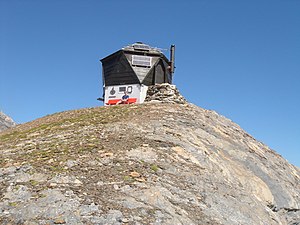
33;193;47;198
123;175;134;182
48;165;66;173
27;123;52;133
38;193;47;198
14;185;21;191
0;158;5;166
150;164;159;172
147;208;157;216
27;149;54;162
8;202;18;207
29;180;39;186
0;131;20;142
78;146;95;153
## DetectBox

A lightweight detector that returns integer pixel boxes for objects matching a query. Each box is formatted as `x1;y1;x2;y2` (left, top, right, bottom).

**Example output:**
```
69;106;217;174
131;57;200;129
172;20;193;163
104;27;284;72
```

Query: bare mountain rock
0;112;16;132
0;86;299;224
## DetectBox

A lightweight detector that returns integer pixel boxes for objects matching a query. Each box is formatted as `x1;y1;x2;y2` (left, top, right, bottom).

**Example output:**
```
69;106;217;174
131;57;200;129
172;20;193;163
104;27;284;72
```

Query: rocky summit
0;112;16;132
0;85;299;225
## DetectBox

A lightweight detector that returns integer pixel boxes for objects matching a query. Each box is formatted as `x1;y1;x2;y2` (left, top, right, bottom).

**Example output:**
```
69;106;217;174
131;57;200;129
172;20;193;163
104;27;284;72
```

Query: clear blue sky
1;0;299;167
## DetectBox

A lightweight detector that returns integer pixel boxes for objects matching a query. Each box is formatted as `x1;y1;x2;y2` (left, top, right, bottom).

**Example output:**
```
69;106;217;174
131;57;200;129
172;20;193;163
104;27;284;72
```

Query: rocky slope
0;112;16;132
0;86;299;225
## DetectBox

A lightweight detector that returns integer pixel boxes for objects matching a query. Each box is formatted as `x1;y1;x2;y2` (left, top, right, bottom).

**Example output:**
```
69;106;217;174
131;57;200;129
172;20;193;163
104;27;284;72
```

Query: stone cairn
144;83;187;104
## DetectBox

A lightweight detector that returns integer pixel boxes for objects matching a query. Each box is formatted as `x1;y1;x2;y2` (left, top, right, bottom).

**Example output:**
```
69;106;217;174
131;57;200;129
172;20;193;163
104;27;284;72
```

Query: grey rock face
0;88;299;224
0;112;16;132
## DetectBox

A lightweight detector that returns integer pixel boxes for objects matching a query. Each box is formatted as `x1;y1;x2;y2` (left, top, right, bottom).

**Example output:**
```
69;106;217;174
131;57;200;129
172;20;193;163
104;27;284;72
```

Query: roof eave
100;50;122;62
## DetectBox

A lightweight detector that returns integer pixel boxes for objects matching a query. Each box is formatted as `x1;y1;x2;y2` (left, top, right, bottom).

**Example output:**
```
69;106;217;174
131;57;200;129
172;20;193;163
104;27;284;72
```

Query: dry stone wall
145;83;187;104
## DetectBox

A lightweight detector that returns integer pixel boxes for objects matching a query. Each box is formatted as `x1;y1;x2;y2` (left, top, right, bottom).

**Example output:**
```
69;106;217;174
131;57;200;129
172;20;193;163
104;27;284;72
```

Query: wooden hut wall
141;59;170;85
124;53;160;84
141;67;155;86
154;61;165;84
102;52;139;86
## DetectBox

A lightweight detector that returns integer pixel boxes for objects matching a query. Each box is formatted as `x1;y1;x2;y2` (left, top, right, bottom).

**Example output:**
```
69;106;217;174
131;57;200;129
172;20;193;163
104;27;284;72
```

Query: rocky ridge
0;112;16;132
0;85;299;225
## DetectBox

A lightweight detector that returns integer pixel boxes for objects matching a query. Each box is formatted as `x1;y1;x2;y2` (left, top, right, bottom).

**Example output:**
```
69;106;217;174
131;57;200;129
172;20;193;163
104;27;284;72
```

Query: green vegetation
150;164;159;172
29;180;39;186
0;131;20;142
8;202;18;207
0;105;145;168
123;175;134;182
14;185;20;191
48;165;66;173
0;106;137;143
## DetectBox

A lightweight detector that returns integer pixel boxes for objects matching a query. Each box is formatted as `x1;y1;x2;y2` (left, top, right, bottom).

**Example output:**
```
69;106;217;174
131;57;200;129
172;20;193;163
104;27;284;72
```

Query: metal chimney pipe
170;44;175;74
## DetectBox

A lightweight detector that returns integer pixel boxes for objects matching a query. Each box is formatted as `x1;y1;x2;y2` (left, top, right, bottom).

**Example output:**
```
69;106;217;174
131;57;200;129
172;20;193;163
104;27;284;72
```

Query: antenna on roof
169;45;175;74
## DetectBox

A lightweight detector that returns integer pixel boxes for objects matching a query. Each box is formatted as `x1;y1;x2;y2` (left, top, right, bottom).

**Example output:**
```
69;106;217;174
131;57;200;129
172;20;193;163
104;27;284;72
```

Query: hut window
132;55;151;67
127;86;132;93
119;87;126;93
